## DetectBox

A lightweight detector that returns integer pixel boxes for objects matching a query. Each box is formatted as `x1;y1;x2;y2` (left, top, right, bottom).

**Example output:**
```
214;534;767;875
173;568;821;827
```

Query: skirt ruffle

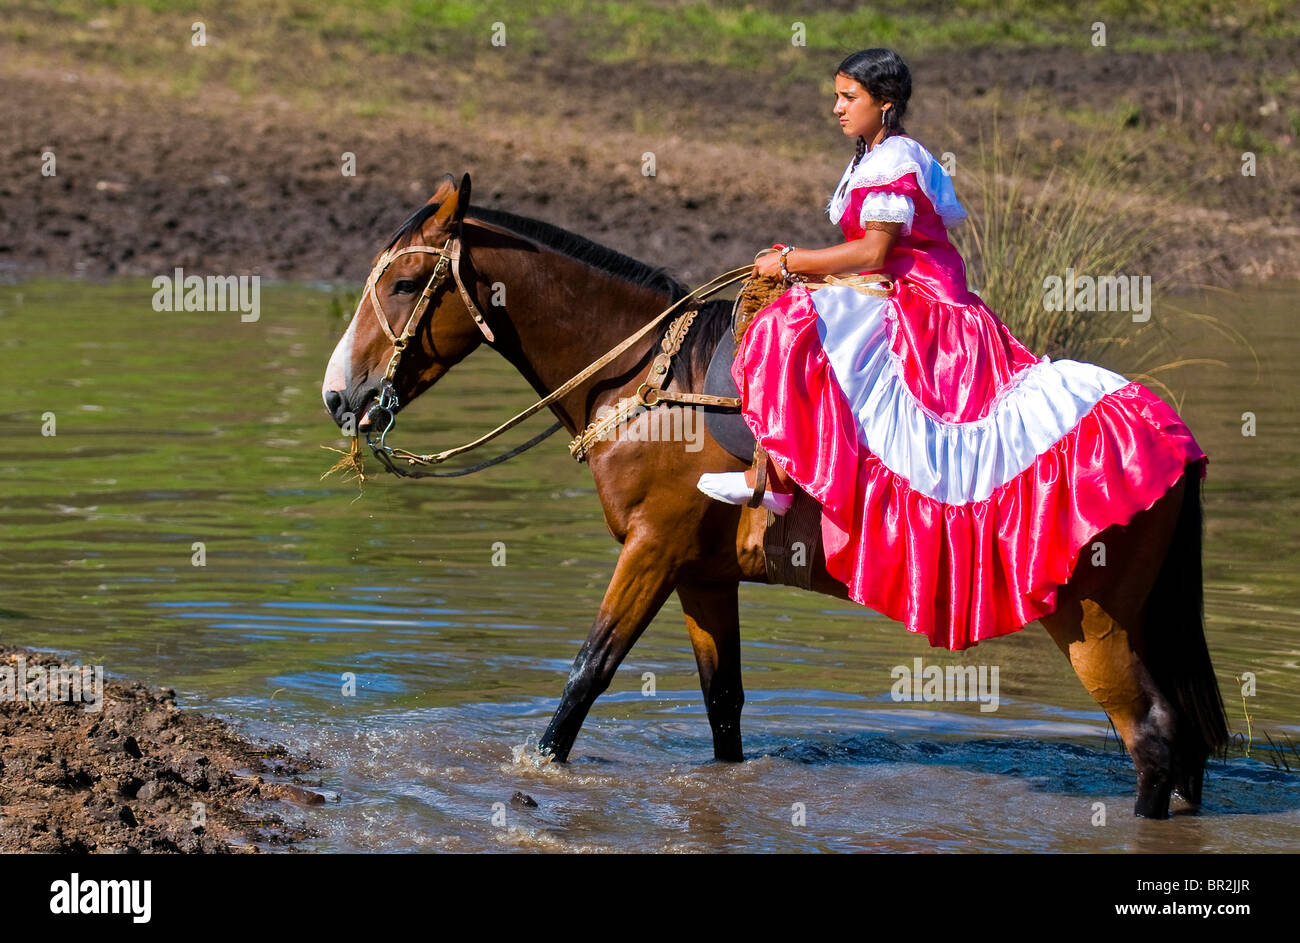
732;283;1209;650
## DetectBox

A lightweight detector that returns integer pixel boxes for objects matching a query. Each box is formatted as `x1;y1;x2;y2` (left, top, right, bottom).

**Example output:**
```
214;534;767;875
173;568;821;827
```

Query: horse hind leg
1137;466;1228;809
1043;597;1178;818
1042;476;1191;819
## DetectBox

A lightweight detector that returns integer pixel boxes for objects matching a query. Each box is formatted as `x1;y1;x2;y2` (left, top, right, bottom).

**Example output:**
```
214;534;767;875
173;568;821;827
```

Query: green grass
8;0;1299;86
1214;120;1279;155
6;0;1297;144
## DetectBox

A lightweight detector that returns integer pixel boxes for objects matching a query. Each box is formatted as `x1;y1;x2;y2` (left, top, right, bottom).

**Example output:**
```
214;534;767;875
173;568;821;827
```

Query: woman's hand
753;248;785;279
753;226;901;281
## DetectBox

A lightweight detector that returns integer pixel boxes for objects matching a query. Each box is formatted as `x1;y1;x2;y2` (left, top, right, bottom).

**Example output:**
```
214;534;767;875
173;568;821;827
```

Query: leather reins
354;223;754;479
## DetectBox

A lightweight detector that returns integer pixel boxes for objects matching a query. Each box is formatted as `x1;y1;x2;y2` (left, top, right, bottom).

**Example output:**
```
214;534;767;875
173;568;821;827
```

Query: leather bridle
364;229;493;384
355;227;498;458
348;218;754;479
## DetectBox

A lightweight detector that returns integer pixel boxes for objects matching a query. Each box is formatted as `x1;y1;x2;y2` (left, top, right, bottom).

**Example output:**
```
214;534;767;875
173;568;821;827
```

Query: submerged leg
539;535;680;762
1041;484;1185;818
677;581;745;761
1043;598;1176;818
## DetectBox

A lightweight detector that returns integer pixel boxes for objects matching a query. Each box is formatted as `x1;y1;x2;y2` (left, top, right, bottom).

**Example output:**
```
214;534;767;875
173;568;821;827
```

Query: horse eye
393;279;417;295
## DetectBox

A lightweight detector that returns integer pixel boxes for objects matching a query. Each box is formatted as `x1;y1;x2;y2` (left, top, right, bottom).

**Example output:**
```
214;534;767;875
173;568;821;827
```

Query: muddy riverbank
0;645;324;853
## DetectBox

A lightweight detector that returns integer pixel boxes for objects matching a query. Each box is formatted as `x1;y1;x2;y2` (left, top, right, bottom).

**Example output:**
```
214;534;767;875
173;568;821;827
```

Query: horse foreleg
539;536;679;763
677;581;744;761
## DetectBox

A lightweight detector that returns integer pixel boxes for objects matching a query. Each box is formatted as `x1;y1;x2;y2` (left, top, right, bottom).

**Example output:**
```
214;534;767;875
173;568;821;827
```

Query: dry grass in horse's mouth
321;436;366;496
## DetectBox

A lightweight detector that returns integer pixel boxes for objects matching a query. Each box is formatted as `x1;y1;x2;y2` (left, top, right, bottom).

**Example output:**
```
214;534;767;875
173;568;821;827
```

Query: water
2;278;1298;852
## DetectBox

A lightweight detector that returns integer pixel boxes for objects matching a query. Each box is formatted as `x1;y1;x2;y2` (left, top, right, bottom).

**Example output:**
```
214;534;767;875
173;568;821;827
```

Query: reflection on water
1;279;1297;852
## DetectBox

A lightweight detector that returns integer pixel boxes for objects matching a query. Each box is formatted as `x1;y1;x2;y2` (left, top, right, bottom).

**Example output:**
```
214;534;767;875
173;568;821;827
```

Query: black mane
385;199;731;387
385;202;689;300
383;201;442;251
469;205;692;301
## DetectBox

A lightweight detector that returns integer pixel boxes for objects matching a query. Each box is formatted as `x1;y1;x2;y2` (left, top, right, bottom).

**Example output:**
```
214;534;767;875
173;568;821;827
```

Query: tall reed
952;109;1174;375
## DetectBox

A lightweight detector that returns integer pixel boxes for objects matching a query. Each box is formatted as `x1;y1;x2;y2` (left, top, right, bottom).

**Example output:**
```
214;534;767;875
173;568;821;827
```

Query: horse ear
433;173;471;228
425;173;457;205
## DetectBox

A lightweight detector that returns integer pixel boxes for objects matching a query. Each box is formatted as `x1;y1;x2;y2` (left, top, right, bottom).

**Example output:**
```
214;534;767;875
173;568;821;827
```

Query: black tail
1140;463;1229;804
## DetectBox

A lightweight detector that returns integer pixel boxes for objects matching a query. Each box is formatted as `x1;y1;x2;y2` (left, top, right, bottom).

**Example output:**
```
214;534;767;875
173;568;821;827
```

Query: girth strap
747;445;768;508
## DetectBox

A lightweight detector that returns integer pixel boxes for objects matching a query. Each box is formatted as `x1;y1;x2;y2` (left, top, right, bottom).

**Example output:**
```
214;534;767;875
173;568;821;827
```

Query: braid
882;102;905;137
836;135;868;200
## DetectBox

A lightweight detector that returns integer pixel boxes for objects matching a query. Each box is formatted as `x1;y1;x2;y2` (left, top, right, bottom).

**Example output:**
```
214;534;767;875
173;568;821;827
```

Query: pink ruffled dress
731;133;1207;650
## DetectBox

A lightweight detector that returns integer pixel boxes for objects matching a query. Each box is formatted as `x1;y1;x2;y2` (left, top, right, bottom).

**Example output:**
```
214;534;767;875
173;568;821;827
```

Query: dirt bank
1;30;1296;291
0;645;323;853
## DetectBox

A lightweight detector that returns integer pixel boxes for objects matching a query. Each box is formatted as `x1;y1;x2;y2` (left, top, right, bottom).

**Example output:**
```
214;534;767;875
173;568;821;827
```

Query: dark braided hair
834;48;912;200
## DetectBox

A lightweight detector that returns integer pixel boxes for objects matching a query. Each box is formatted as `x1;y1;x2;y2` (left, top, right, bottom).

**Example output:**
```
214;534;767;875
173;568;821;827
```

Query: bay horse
321;173;1228;818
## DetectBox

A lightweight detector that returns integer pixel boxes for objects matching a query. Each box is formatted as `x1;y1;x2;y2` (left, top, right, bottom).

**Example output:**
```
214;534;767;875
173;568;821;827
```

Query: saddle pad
703;330;758;462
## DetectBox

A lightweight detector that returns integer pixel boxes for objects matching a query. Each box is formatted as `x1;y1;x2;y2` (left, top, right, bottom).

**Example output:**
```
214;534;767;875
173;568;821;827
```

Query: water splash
508;734;558;772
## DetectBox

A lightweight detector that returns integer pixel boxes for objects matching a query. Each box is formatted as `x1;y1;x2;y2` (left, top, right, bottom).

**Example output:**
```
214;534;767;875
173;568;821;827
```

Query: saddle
573;265;893;589
704;269;893;462
704;269;896;588
701;272;782;465
702;271;819;587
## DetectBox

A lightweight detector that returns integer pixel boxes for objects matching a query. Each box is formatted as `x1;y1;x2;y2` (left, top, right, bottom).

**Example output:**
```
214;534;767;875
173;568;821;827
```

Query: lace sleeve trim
858;191;914;236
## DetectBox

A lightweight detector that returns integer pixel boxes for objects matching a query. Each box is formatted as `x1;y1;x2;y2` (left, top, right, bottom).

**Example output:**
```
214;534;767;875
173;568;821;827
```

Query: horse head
322;172;491;435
